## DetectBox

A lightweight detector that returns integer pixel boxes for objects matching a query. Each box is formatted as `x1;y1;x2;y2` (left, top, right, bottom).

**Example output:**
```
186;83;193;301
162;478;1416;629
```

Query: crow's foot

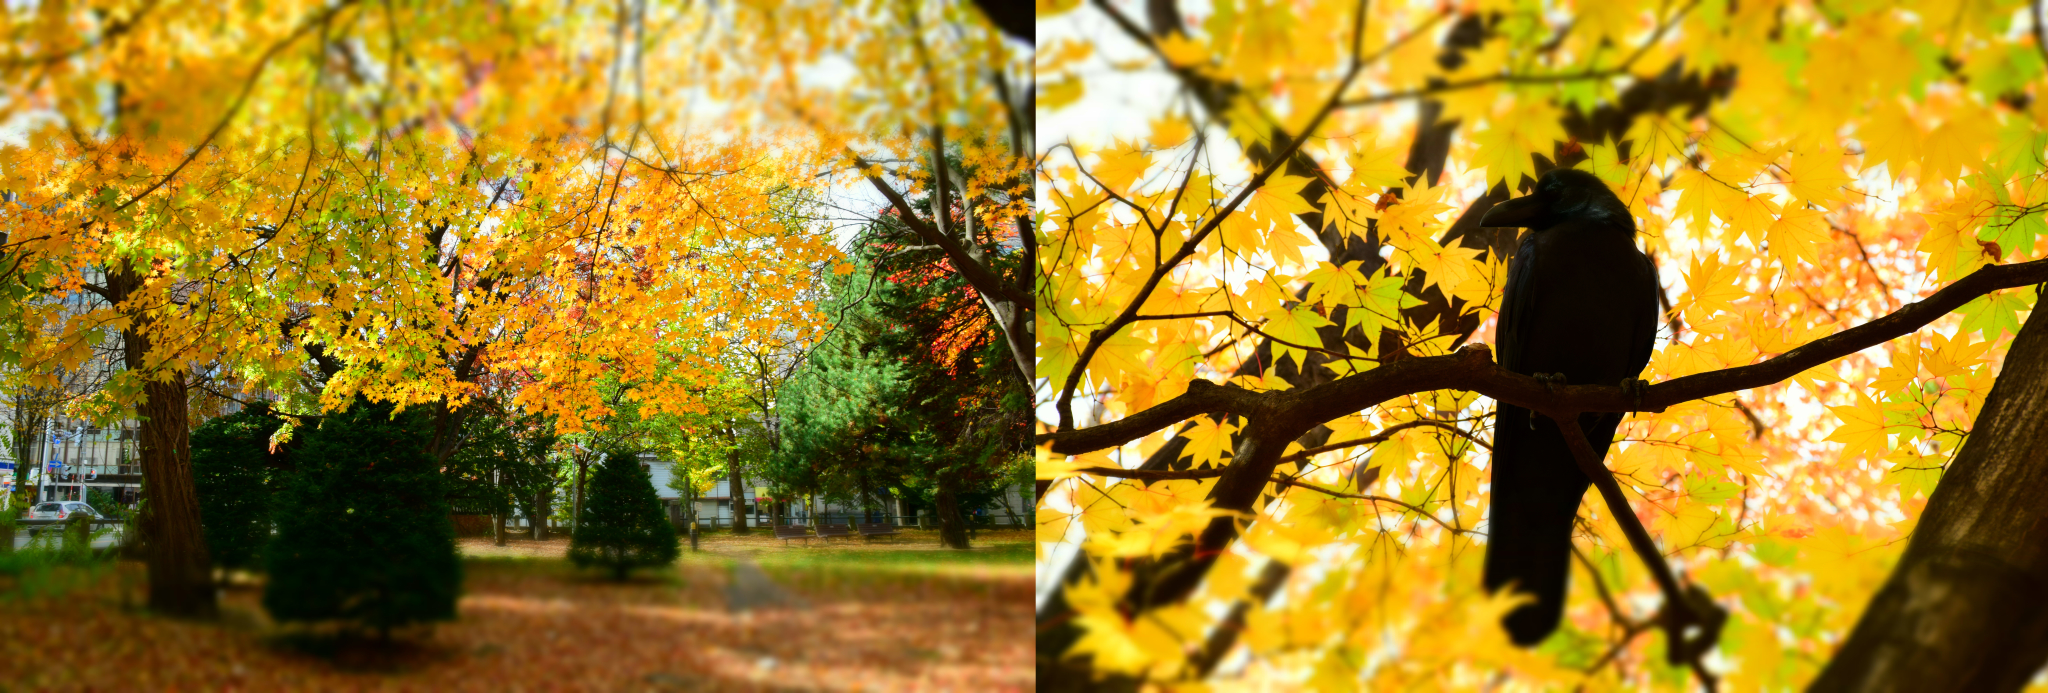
1619;378;1650;411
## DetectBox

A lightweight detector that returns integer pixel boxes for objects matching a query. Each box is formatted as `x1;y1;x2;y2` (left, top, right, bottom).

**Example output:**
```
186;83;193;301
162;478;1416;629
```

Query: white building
638;453;1032;529
9;417;144;509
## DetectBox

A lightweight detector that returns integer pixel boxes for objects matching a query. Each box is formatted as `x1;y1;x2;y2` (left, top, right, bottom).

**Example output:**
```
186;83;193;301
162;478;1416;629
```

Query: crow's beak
1479;194;1545;227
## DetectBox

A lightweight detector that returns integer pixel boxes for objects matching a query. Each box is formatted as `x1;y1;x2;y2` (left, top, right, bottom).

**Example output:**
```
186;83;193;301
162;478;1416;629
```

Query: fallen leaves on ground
0;532;1032;691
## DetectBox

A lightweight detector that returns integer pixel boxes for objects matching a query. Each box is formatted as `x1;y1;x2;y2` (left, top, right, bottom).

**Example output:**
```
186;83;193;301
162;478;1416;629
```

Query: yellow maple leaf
1682;251;1745;320
1824;392;1890;463
1870;340;1921;392
1668;168;1718;230
1182;416;1241;468
1471;99;1567;189
1725;194;1780;245
1656;503;1723;550
1922;331;1991;380
1243;173;1317;223
1347;139;1414;190
1091;142;1152;194
1858;97;1922;174
1782;145;1855;209
1397;236;1486;298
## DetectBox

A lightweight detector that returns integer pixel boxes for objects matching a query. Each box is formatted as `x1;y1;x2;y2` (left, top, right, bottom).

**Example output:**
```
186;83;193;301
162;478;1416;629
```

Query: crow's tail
1484;405;1619;646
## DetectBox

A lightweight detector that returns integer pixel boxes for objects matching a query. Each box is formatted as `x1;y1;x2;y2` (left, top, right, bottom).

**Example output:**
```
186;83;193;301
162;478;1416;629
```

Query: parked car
25;501;103;521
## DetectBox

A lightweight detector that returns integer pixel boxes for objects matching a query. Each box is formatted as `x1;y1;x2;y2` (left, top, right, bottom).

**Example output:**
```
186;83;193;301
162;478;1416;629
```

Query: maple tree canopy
1035;0;2048;688
0;0;1028;618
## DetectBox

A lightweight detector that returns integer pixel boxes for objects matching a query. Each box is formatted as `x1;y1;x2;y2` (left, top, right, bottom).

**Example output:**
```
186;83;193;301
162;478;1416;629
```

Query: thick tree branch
1040;257;2048;455
852;153;1029;306
1056;255;2048;627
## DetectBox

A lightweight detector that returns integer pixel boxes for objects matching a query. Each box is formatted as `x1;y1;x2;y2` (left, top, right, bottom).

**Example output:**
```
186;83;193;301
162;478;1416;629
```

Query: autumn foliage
1036;0;2048;688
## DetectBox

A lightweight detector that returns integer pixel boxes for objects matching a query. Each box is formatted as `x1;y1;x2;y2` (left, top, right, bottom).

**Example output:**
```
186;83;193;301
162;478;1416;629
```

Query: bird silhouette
1479;167;1660;646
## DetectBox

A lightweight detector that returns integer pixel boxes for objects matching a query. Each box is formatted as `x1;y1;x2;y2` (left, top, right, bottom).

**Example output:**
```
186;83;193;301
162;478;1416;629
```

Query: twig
1548;411;1723;692
1053;0;1377;433
1269;474;1467;534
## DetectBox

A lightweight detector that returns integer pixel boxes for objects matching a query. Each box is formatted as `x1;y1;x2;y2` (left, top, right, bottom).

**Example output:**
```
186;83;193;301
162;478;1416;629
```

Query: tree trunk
132;360;215;616
996;484;1023;527
112;263;216;619
572;457;588;531
935;471;970;549
1808;307;2048;692
532;488;551;541
492;469;507;546
683;485;696;529
729;465;750;534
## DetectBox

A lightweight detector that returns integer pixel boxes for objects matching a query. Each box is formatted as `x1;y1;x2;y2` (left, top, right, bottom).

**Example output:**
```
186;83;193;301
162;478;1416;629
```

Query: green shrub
568;451;678;580
263;400;461;638
84;488;117;515
192;404;280;572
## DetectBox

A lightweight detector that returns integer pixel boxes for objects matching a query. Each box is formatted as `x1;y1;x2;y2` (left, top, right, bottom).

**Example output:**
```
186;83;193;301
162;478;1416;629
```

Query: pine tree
263;401;461;638
568;450;678;581
773;193;1028;549
191;403;280;573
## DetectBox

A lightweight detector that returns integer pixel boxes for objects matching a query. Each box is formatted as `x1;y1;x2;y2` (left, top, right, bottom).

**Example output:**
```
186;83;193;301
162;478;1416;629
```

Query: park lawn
470;528;1036;579
0;539;1031;691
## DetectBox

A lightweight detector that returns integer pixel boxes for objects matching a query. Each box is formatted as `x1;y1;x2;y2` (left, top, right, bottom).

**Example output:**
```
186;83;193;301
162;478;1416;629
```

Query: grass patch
0;528;125;602
754;541;1031;568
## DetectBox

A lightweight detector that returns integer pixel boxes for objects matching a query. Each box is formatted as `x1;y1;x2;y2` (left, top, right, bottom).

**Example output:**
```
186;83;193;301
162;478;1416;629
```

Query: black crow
1479;167;1660;646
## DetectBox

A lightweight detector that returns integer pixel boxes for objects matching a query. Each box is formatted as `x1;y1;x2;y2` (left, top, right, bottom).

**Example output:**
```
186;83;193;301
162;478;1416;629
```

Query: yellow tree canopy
1037;0;2046;688
0;0;838;430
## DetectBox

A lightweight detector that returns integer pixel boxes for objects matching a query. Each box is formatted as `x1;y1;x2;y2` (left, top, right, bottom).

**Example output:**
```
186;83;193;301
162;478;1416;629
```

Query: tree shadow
265;624;458;673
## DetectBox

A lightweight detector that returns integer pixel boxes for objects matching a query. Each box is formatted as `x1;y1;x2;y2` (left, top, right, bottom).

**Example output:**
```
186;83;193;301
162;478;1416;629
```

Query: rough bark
113;263;216;619
1807;305;2048;692
728;460;751;534
935;472;970;549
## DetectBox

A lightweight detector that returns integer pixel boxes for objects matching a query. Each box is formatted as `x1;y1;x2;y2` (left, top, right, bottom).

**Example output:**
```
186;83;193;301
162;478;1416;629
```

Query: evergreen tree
444;404;559;545
263;401;461;638
190;403;281;573
773;161;1029;548
568;450;679;580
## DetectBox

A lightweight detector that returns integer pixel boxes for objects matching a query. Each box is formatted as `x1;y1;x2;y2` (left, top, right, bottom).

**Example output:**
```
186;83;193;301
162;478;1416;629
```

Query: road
11;528;123;551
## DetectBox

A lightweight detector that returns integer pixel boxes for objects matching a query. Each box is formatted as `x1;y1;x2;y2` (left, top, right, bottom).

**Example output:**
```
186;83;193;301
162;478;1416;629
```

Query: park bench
856;522;901;542
773;524;814;545
814;523;854;543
